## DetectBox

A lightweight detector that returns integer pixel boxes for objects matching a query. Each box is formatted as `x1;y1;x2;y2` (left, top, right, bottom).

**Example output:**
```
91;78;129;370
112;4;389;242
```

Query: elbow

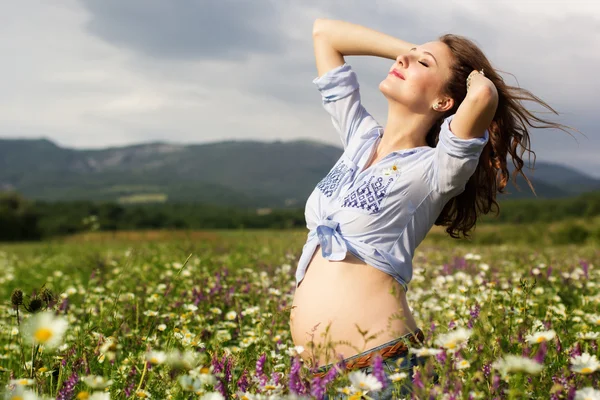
312;18;330;38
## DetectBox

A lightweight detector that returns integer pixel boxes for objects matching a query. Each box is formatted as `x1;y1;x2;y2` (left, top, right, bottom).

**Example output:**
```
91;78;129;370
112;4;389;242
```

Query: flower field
0;229;599;399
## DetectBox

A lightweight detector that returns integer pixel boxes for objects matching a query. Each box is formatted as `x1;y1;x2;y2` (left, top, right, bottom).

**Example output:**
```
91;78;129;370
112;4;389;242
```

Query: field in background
0;228;598;398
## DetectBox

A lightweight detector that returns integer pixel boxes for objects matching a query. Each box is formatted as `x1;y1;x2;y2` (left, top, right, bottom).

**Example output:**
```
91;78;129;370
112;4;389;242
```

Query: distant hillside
1;138;598;207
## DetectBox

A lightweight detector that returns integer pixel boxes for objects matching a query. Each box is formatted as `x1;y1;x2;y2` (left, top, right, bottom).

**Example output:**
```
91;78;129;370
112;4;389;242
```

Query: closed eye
419;61;429;67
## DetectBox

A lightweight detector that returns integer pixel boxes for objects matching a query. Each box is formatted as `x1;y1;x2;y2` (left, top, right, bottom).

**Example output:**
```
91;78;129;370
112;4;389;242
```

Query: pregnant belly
289;245;418;368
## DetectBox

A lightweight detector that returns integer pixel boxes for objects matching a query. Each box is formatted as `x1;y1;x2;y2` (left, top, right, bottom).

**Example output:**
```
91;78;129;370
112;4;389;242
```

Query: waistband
311;327;425;378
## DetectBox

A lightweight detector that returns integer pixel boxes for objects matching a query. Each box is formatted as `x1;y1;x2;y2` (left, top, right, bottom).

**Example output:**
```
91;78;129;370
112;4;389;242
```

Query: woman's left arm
449;72;499;141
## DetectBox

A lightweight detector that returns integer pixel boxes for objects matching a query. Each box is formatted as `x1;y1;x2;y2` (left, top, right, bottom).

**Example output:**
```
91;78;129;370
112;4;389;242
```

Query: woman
289;18;575;398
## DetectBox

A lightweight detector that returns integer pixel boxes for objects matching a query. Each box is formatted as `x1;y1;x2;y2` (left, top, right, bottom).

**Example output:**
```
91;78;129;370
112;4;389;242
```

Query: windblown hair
427;34;581;239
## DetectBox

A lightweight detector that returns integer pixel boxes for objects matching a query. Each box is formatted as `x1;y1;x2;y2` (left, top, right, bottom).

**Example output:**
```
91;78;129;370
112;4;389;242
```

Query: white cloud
0;0;598;176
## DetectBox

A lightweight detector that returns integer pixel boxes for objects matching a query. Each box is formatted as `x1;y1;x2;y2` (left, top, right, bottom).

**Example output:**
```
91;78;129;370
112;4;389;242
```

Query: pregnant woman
289;18;575;398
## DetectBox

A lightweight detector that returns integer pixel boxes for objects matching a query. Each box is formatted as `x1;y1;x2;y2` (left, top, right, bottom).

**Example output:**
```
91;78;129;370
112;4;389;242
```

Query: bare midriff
289;244;419;368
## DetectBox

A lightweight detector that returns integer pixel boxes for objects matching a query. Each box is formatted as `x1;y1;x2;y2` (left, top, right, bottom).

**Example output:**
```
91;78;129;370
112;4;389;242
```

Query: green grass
0;228;599;399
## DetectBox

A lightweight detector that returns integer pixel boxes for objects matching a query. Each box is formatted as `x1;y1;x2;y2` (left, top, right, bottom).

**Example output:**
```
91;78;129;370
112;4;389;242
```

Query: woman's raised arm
312;19;417;77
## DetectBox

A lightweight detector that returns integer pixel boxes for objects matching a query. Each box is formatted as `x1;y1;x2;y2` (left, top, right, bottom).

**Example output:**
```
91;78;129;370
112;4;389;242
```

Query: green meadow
0;227;599;399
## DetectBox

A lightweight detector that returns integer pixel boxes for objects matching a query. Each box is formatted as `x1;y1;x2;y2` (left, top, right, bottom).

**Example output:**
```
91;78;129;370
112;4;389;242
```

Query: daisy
383;164;400;175
575;387;600;400
179;375;202;392
89;393;110;400
570;353;600;374
200;394;225;400
287;345;305;356
389;372;409;382
409;347;443;357
434;328;473;351
348;370;383;392
492;355;543;377
225;311;237;320
135;389;152;398
577;331;600;341
9;378;35;386
586;314;600;325
21;311;68;349
4;387;38;400
525;329;556;344
81;375;113;389
456;359;471;370
146;351;167;365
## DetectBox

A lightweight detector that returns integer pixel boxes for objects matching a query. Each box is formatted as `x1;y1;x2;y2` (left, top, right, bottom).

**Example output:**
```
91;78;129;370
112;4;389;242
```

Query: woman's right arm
313;18;417;77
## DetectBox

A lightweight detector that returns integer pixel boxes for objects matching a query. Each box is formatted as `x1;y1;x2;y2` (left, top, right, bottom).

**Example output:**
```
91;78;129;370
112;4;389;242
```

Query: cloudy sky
1;0;599;176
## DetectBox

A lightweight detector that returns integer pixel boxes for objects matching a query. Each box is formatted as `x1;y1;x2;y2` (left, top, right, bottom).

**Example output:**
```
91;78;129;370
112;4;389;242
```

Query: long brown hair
426;34;582;239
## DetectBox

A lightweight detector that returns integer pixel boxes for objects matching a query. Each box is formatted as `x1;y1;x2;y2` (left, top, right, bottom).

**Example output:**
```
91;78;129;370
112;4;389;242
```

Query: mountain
1;138;598;207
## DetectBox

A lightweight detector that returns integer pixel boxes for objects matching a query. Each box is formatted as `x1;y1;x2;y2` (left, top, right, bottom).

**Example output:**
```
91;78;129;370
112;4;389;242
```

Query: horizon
1;1;599;177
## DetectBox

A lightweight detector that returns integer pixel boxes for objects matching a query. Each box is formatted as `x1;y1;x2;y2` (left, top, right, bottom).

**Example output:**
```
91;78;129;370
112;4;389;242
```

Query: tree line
1;190;599;242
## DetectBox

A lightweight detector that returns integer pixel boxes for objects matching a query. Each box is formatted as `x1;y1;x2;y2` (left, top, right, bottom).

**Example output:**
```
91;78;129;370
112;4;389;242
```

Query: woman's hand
313;19;417;77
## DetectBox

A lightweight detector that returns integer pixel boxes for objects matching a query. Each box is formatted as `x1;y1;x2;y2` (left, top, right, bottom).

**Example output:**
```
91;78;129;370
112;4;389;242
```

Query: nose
396;54;408;68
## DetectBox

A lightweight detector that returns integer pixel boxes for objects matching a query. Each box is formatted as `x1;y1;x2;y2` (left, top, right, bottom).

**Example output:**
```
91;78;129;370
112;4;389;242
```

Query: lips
390;70;405;80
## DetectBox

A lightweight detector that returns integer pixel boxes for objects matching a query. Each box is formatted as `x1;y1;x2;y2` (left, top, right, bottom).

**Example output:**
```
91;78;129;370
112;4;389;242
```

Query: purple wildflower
448;320;456;329
492;374;500;392
467;304;480;329
56;371;78;400
413;368;424;390
223;355;232;383
236;369;249;393
310;376;326;400
436;350;447;364
371;354;388;390
569;342;582;358
580;260;589;279
482;363;491;378
255;353;268;386
288;356;307;395
534;341;548;363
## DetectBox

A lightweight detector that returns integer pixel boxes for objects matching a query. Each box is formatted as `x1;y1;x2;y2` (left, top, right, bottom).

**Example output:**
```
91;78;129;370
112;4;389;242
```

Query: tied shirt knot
313;217;347;261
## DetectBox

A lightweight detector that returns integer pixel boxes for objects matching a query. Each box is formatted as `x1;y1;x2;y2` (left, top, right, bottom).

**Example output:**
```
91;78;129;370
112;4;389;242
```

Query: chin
379;79;402;103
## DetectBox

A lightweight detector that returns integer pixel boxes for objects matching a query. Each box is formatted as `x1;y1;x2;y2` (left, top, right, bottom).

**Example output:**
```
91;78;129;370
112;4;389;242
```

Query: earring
433;104;440;110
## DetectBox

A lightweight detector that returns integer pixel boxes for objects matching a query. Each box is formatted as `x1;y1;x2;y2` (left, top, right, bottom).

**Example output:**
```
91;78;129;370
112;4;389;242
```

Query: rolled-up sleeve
431;114;489;194
313;63;379;150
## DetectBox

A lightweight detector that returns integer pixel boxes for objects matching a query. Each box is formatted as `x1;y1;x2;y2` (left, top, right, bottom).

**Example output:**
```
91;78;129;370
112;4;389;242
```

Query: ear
437;97;454;113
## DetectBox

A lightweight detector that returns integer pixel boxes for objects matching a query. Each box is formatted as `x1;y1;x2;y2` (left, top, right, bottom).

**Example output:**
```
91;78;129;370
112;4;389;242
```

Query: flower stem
136;361;148;393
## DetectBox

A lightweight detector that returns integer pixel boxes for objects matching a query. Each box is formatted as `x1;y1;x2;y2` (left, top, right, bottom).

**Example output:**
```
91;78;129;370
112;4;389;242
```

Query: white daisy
89;393;111;400
525;329;556;344
4;387;38;400
586;314;600;325
434;328;472;352
570;353;600;374
81;375;113;389
199;393;225;400
179;375;202;392
389;372;408;382
409;347;443;357
577;331;600;341
225;311;237;320
455;359;471;370
287;345;305;356
492;355;543;377
348;370;383;392
21;311;68;349
575;386;600;400
146;351;167;365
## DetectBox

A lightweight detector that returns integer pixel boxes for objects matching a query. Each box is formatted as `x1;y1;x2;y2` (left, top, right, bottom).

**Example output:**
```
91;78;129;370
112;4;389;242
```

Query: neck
379;102;435;154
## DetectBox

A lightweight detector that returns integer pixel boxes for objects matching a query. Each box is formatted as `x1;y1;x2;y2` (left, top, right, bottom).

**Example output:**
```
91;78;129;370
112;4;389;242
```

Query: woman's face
379;41;454;113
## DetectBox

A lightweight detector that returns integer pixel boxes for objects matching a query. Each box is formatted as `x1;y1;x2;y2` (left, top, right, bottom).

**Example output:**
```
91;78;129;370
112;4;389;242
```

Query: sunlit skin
376;41;456;155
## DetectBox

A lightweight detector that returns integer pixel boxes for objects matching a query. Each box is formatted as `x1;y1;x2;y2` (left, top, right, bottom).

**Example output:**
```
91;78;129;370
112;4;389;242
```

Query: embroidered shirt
295;63;489;292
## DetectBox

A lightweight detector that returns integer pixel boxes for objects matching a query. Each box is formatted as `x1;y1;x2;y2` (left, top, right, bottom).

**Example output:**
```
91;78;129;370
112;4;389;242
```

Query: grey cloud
79;0;286;60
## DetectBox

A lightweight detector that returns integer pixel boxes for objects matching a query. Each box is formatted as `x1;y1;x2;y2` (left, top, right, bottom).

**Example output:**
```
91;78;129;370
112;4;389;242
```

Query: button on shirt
295;63;489;292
